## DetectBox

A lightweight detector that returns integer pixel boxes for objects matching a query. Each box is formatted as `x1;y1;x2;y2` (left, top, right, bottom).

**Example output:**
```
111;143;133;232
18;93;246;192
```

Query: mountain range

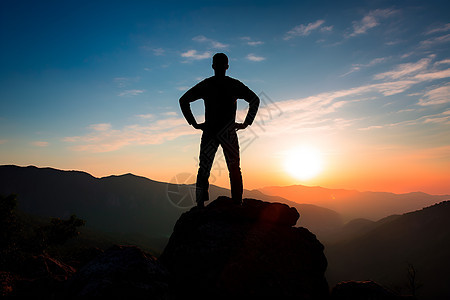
0;165;341;250
1;164;449;298
259;185;449;221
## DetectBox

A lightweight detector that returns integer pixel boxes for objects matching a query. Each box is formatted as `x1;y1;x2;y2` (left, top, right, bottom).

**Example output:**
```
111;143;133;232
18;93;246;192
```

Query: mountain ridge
259;184;449;221
0;164;342;250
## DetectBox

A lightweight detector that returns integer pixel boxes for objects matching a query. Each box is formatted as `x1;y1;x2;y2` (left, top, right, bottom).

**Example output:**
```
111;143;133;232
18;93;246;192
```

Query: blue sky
1;0;449;194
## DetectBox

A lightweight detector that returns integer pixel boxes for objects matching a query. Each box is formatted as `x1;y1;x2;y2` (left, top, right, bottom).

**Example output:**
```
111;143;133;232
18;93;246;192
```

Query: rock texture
160;196;329;299
330;281;416;300
65;245;169;299
0;254;75;297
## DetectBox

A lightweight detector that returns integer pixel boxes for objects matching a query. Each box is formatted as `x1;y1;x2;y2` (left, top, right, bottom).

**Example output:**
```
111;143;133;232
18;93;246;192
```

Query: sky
1;0;449;195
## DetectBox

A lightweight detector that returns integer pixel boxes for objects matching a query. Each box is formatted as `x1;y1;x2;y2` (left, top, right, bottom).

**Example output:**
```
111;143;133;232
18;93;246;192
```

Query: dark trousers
196;128;243;204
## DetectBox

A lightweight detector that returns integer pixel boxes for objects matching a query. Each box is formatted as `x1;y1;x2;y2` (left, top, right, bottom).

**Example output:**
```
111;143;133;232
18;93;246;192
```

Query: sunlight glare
284;146;324;181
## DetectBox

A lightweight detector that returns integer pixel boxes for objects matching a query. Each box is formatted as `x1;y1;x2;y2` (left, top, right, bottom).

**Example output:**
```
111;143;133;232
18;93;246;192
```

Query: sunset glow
0;1;449;195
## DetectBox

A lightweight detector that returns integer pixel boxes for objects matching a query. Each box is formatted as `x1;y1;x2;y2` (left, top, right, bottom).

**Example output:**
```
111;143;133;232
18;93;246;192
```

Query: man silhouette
180;53;260;207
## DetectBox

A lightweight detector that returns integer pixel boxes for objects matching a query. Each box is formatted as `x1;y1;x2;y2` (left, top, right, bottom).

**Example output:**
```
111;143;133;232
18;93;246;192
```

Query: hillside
0;165;341;251
259;185;449;221
326;201;450;299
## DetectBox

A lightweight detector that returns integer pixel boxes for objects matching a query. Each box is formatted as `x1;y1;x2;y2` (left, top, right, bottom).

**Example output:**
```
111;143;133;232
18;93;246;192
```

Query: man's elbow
251;95;260;108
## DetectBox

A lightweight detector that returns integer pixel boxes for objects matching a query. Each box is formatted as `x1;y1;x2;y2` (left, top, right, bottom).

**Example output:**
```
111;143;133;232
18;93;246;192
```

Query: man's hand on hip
193;122;206;130
235;122;248;131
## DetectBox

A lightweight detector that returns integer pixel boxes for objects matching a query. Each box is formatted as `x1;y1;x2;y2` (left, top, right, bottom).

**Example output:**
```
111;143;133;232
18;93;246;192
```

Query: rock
65;245;169;299
160;196;329;299
2;254;76;297
330;280;416;299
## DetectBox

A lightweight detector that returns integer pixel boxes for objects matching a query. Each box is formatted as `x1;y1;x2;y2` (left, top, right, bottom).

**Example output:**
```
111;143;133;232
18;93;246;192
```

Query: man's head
212;53;229;74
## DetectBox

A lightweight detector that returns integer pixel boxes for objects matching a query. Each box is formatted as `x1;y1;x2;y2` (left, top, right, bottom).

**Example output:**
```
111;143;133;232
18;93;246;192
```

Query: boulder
160;196;329;299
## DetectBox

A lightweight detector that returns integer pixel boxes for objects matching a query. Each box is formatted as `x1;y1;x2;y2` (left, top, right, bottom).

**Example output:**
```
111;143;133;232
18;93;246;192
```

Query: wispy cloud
181;50;212;60
419;33;450;48
246;53;266;62
425;23;450;35
253;55;450;136
248;41;264;46
418;84;450;106
349;9;397;37
31;141;49;147
241;36;264;46
152;47;165;56
374;56;433;80
118;89;145;97
63;117;195;153
113;77;140;88
341;57;388;77
284;20;326;40
0;139;7;145
192;35;228;49
434;59;450;66
136;114;154;119
89;123;112;131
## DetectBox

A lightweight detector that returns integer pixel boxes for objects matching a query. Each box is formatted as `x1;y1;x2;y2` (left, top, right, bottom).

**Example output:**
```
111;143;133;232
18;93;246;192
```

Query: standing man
179;53;260;207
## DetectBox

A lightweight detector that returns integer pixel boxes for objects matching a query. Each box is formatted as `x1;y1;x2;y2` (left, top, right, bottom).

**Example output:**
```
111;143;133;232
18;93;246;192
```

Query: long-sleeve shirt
179;75;260;132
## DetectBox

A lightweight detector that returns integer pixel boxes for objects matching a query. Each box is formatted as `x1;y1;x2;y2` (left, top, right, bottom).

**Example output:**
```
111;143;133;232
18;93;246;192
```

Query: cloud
420;33;450;48
349;9;397;37
374;56;433;80
176;86;189;91
253;55;450;135
181;50;212;60
162;111;178;117
31;141;49;147
0;139;7;145
63;117;196;153
284;20;326;40
152;48;165;56
113;77;140;88
341;57;388;77
425;23;450;35
434;59;450;66
247;41;264;46
418;84;450;106
118;89;145;97
89;123;112;131
136;114;154;119
320;25;334;33
246;53;266;62
192;35;228;49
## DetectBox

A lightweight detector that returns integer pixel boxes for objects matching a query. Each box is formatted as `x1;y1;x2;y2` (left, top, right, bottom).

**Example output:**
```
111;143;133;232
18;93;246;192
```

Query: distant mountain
259;185;449;221
326;201;450;300
0;165;342;251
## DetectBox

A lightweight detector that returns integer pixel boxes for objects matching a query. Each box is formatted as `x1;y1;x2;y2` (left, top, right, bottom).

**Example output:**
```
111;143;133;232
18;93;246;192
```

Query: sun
284;146;324;181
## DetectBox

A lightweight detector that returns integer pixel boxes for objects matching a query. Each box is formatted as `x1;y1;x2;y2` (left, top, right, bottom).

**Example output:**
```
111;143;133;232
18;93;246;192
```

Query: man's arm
179;84;202;128
238;85;260;129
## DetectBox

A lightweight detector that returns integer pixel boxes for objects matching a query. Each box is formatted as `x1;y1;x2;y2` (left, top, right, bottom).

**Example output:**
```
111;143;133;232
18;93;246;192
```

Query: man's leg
196;131;219;207
221;129;243;204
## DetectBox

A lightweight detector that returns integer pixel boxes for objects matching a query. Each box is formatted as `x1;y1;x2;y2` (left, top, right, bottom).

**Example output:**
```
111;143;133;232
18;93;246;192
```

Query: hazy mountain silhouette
326;201;450;300
0;165;341;251
259;185;449;221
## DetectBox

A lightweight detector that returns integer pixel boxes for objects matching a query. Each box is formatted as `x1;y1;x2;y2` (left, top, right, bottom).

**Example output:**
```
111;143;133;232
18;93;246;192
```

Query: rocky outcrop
65;245;169;298
160;196;329;299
